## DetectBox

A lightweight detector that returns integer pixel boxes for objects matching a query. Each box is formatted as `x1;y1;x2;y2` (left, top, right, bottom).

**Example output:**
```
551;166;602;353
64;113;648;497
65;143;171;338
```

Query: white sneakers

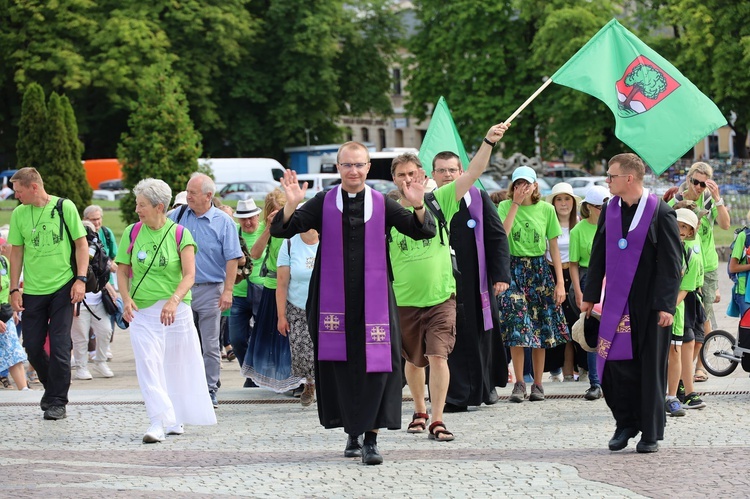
166;424;184;435
91;362;114;378
143;423;184;443
143;424;166;443
74;367;93;380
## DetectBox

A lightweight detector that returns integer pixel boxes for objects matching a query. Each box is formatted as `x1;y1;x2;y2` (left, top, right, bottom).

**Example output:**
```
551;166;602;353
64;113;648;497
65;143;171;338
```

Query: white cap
583;186;610;206
675;208;699;239
173;191;188;208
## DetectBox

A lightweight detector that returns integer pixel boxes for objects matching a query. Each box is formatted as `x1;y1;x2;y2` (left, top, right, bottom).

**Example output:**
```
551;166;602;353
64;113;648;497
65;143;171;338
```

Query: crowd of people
0;139;738;460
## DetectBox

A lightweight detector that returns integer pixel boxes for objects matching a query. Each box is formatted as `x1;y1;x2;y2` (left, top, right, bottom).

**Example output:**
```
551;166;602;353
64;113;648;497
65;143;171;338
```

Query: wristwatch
75;275;88;283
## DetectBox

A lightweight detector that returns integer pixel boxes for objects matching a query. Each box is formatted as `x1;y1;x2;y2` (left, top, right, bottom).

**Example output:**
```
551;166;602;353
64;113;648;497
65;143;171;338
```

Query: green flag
552;19;727;175
418;96;472;177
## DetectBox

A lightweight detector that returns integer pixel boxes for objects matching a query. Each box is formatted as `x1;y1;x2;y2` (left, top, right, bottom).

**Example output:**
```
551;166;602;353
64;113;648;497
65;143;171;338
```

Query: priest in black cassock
581;153;681;454
431;152;511;412
271;142;435;465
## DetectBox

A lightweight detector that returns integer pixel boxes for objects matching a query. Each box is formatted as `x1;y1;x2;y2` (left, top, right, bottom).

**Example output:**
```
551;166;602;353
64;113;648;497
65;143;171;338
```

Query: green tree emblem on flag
616;56;680;118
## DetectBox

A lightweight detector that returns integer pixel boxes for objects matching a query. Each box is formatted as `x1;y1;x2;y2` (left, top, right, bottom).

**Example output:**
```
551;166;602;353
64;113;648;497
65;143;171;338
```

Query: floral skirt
497;255;570;348
0;321;25;372
286;301;315;381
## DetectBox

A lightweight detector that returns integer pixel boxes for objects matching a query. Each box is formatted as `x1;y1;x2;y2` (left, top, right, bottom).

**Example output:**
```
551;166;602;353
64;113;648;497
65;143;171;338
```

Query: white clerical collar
336;185;373;221
618;188;650;233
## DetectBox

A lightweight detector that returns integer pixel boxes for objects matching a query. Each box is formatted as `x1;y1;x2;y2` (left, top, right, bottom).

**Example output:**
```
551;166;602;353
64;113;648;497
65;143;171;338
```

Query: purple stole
465;187;492;331
596;190;658;381
318;186;392;373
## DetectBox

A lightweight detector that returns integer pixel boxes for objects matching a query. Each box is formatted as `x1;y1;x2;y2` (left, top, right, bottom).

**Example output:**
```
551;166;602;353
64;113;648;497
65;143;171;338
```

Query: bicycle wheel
700;330;739;377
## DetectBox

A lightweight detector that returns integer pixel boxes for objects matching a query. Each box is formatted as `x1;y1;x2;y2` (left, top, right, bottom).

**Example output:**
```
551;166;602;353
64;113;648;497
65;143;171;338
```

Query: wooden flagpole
504;77;555;124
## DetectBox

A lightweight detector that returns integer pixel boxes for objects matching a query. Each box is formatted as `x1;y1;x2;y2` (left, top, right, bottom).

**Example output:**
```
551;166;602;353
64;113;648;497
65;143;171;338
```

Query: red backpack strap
127;222;143;254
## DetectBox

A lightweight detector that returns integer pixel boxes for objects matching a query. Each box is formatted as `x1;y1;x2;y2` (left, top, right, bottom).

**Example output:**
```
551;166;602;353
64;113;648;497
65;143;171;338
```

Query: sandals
428;421;455;442
407;412;429;433
694;369;709;382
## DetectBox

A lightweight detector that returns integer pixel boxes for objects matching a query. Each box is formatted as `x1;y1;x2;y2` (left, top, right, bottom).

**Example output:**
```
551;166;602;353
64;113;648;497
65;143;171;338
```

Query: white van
198;158;286;190
319;148;418;181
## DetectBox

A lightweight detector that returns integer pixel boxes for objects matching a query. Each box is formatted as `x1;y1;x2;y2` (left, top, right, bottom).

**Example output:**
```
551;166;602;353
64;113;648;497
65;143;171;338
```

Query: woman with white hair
116;178;216;443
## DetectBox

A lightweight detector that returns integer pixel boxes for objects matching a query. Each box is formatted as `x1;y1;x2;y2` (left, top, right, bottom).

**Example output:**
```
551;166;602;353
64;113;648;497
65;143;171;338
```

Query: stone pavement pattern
1;273;750;497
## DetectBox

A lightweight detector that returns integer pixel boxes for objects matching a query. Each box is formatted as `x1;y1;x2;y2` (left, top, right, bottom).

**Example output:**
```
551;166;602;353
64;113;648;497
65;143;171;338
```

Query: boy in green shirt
665;209;706;417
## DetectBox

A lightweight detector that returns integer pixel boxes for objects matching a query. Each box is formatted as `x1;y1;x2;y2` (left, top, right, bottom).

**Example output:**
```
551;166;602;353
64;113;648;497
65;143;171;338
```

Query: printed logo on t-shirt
512;222;541;246
305;256;315;269
29;223;64;255
394;232;433;260
133;241;170;273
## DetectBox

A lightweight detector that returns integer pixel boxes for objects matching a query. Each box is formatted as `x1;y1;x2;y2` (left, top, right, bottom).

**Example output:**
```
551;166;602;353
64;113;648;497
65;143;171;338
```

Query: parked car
297;173;341;199
199;158;286;191
99;178;124;190
218;181;279;200
92;189;129;201
544;167;589;183
567;176;609;198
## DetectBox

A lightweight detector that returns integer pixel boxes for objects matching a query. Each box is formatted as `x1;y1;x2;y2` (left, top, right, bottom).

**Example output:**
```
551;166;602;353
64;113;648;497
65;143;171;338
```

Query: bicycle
700;307;750;376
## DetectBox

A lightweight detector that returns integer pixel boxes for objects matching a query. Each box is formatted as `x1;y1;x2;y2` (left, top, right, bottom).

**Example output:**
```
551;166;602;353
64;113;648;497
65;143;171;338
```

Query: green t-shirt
497;200;562;257
115;222;197;310
8;196;87;295
0;256;10;304
673;301;685;337
731;229;748;295
389;182;460;307
680;239;704;292
668;193;719;272
99;226;118;260
263;236;283;290
569;219;598;268
234;222;266;297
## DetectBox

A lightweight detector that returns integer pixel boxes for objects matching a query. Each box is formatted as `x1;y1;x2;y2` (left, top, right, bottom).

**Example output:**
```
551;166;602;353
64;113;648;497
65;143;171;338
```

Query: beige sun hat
545;182;581;205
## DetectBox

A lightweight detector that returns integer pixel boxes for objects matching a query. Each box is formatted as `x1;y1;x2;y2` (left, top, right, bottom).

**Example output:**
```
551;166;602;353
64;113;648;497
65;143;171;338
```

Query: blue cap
511;166;537;184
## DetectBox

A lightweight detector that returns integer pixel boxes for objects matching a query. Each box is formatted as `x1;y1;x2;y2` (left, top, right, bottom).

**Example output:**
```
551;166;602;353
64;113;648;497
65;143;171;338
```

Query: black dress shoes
608;427;639;451
443;402;468;413
344;435;363;458
361;442;383;465
636;439;659;453
485;389;500;405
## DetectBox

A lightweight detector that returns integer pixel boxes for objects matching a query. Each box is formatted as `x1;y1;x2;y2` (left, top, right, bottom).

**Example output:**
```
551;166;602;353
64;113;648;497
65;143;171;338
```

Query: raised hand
280;169;307;207
485;122;510;144
402;168;427;207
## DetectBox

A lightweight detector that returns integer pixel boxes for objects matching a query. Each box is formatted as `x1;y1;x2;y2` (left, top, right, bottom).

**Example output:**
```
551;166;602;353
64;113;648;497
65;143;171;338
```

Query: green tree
657;0;750;158
61;94;92;203
118;64;202;224
16;83;48;169
41;92;89;210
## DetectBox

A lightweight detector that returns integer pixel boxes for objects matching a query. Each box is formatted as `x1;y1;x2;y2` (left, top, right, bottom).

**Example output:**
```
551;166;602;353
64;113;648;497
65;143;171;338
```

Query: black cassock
583;197;681;442
271;189;435;435
446;190;511;407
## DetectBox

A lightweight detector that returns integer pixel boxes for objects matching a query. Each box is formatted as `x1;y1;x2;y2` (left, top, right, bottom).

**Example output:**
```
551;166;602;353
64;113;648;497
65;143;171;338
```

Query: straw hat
234;198;262;218
545;182;581;205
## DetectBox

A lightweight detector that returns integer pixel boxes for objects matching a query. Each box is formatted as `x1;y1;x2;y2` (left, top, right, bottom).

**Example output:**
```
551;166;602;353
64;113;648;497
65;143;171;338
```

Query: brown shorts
398;297;456;368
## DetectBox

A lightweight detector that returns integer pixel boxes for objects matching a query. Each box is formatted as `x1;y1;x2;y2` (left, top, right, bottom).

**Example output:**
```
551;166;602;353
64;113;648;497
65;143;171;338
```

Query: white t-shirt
546;226;570;263
276;234;319;309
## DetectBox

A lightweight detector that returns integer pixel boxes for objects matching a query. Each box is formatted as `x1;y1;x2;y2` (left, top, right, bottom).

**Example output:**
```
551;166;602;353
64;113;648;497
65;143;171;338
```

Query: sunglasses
690;178;707;188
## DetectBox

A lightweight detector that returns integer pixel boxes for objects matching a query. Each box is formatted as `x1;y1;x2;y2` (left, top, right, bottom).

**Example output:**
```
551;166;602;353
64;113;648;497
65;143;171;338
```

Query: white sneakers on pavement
91;362;114;378
143;424;166;443
166;424;184;436
74;367;93;380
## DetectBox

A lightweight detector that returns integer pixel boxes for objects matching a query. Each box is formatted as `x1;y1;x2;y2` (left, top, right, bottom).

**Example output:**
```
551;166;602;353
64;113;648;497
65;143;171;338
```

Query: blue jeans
229;283;264;370
587;351;601;387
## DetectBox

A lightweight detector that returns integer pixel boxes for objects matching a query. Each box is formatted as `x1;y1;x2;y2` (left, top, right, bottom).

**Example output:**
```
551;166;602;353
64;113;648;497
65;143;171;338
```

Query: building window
393;68;402;96
378;128;386;150
361;127;369;143
708;135;719;159
345;127;353;142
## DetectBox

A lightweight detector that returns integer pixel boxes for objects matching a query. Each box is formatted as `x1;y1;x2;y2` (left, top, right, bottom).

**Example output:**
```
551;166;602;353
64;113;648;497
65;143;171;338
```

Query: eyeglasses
690;178;707;188
338;162;368;169
606;173;629;181
434;168;459;175
589;204;603;210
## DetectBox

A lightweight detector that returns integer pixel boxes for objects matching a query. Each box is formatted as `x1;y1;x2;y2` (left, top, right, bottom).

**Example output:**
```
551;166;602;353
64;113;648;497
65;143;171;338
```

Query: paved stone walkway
2;273;749;497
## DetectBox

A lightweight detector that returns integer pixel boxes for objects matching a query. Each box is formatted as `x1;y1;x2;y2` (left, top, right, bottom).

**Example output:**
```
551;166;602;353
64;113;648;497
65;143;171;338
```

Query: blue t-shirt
168;206;243;284
276;234;318;310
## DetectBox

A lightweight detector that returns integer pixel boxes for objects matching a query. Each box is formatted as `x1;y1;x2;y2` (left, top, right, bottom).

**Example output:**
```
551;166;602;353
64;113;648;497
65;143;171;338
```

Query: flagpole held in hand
504;77;555;125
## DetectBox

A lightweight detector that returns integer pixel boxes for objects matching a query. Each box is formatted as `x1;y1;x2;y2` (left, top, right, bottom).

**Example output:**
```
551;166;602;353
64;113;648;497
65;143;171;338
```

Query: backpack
236;226;254;284
728;226;750;283
126;221;185;255
422;191;460;282
55;198;109;293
